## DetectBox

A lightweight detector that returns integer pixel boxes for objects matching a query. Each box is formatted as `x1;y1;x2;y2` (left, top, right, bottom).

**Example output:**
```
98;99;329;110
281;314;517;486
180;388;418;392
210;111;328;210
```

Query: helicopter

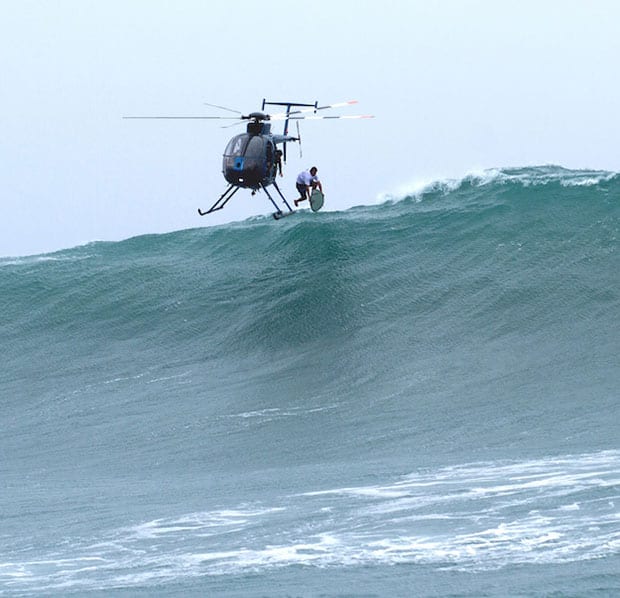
124;99;373;219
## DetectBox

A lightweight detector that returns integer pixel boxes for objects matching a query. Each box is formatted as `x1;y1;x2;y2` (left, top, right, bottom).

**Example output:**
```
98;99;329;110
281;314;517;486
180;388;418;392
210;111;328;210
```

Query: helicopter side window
244;136;264;159
242;136;264;181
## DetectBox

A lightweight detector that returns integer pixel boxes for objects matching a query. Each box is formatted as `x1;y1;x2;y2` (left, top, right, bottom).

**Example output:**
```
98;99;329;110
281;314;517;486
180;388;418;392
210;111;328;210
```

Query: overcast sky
2;0;619;257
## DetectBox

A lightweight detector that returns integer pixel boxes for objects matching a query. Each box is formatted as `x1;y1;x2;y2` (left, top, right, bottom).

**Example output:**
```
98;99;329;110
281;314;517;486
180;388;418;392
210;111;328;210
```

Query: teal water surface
1;166;619;596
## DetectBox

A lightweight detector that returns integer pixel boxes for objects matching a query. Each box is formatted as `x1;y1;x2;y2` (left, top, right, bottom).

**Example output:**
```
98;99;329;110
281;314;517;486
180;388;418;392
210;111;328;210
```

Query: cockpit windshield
224;135;247;156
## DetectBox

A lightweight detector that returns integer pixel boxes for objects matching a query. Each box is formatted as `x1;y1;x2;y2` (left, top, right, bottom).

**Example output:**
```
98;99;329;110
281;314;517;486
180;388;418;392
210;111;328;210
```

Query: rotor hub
246;111;270;121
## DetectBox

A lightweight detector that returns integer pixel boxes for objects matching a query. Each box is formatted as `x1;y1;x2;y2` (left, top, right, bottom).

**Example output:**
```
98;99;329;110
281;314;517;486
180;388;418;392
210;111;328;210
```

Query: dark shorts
296;183;308;198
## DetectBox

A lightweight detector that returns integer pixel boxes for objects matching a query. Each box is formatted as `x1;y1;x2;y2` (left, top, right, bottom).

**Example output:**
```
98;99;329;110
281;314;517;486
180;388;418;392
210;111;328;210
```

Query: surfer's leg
295;184;308;206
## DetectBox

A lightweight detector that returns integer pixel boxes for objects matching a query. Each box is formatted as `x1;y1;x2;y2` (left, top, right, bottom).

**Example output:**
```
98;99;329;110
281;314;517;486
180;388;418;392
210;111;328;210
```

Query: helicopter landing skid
198;180;295;220
197;184;240;216
261;181;295;221
272;210;296;220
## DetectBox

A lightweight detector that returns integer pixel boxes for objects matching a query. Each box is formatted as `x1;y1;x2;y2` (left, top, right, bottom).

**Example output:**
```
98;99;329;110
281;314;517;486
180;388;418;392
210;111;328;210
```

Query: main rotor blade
123;116;242;120
221;120;247;129
270;99;359;119
203;102;242;115
285;114;374;120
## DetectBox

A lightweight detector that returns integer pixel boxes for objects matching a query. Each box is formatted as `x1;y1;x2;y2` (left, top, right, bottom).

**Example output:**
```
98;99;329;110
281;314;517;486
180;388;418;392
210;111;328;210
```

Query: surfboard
310;189;324;212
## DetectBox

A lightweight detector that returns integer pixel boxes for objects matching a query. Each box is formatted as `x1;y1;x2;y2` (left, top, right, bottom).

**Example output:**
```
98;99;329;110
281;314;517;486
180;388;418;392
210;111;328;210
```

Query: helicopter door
241;136;265;187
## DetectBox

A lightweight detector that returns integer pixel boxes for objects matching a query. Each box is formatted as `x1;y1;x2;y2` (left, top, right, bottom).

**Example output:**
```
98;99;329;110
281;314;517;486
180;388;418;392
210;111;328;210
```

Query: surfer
294;167;322;207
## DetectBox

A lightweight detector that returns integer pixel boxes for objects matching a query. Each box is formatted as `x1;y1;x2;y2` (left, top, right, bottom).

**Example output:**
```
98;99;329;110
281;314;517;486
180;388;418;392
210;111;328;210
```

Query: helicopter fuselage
222;121;295;190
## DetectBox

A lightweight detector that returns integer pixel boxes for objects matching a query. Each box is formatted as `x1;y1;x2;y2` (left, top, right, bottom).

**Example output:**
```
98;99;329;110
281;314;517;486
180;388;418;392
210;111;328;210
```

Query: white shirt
296;170;318;186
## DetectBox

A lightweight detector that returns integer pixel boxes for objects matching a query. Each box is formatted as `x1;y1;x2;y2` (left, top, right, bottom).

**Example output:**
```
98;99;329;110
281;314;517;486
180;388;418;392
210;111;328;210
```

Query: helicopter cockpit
222;133;277;189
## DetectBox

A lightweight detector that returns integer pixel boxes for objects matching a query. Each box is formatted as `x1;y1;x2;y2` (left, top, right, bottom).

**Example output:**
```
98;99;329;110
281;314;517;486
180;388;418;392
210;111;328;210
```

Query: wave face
1;166;619;596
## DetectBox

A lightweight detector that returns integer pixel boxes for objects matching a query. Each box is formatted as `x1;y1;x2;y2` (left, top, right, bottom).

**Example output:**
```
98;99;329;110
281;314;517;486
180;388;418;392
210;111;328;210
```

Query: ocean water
1;165;619;596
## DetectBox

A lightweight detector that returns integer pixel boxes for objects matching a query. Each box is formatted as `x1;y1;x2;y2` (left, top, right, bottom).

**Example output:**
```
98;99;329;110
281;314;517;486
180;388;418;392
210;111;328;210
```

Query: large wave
1;165;619;595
